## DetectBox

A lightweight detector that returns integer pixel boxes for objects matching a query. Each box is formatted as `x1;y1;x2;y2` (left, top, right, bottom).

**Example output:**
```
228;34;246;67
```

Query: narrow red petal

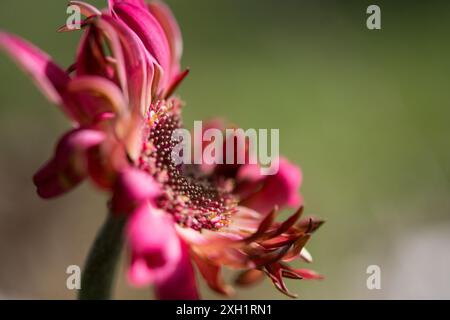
192;255;234;296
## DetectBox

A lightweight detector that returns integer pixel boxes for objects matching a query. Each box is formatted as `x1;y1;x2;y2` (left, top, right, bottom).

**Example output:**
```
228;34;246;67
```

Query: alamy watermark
66;265;81;290
171;121;280;175
66;4;82;30
366;265;381;290
366;5;381;30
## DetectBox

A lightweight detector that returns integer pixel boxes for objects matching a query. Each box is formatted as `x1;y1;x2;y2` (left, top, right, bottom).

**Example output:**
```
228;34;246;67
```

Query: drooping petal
127;203;199;299
240;157;303;214
155;241;200;300
111;167;161;214
127;204;182;286
33;129;105;198
0;32;75;118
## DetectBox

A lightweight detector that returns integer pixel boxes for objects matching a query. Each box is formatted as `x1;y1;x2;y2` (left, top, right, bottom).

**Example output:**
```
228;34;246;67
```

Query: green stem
78;213;127;300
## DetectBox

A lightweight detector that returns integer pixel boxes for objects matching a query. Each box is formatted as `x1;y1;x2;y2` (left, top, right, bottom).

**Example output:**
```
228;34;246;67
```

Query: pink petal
127;204;199;299
240;157;303;214
67;75;128;119
33;129;105;198
127;204;181;286
0;32;75;119
111;167;161;214
96;15;152;114
237;163;264;182
155;241;200;300
75;26;115;81
88;17;129;102
111;2;171;89
108;0;147;11
148;1;183;80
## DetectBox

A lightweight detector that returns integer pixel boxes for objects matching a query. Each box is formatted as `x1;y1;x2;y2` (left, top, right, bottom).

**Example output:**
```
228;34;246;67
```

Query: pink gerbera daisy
0;0;323;299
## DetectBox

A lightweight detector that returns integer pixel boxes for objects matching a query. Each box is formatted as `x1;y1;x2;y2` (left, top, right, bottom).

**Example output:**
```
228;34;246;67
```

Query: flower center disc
139;102;236;231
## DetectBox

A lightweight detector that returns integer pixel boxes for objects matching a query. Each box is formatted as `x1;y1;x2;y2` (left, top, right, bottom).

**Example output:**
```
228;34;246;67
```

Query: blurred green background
1;0;450;299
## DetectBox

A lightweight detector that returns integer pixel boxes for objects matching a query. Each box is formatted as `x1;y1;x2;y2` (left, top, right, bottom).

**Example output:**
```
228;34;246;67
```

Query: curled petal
111;167;161;214
240;157;303;214
127;204;199;299
67;75;128;118
127;204;181;286
156;241;200;300
33;129;105;198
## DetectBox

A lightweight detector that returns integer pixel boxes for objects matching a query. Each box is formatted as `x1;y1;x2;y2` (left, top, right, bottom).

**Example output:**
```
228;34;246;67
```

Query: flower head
0;0;323;299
